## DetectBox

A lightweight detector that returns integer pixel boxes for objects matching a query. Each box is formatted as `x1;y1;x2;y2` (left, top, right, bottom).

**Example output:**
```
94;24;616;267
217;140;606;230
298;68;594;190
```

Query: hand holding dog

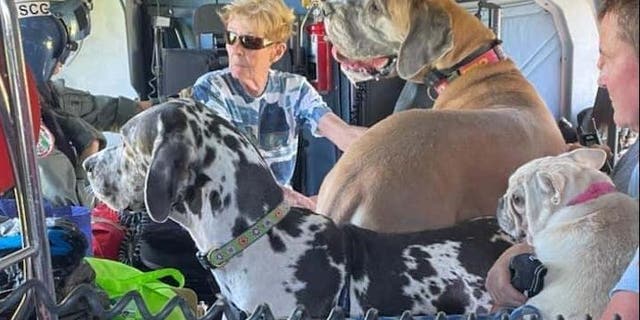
486;242;532;310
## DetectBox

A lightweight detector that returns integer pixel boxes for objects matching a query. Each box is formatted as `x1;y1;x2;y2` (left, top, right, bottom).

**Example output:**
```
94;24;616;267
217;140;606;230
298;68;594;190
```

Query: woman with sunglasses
192;0;366;210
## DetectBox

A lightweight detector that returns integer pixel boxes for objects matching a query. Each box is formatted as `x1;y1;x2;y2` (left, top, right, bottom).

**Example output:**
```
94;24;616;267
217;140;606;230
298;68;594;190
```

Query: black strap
424;39;503;88
443;39;503;74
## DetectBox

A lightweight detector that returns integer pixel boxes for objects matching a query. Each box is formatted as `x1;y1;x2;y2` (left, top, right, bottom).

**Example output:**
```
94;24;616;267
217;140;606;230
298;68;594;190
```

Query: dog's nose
83;157;96;174
497;197;505;212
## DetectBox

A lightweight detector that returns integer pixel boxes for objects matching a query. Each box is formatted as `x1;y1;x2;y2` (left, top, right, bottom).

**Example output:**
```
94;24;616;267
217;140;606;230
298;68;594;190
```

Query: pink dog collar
567;182;617;206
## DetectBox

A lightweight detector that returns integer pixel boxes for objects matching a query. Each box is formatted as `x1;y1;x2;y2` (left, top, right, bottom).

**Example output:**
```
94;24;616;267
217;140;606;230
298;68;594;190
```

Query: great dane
315;0;567;232
84;99;512;318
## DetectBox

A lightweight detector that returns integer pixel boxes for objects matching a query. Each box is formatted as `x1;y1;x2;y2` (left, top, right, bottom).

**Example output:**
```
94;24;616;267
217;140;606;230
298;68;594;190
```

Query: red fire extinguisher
306;21;332;94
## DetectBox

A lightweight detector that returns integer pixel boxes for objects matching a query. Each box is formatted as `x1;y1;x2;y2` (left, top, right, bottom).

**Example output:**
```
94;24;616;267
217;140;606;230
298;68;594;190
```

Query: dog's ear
397;3;452;79
536;171;564;205
145;138;194;223
566;148;607;170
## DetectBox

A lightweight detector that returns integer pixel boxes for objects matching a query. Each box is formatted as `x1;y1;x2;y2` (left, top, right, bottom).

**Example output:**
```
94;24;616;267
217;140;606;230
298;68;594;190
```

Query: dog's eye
511;194;525;208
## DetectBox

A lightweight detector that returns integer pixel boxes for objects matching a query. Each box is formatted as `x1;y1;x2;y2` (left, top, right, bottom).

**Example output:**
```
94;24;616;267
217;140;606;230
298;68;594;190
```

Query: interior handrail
0;0;57;318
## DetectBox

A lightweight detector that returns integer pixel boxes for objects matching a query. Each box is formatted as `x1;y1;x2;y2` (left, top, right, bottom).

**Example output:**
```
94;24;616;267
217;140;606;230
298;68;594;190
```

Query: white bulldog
497;148;639;319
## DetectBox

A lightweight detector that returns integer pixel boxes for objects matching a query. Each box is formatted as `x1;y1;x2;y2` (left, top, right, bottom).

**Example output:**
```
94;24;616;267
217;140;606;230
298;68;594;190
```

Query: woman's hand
486;242;533;310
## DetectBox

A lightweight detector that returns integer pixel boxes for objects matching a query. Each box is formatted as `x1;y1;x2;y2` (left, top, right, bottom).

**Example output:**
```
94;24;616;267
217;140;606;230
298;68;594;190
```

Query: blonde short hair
219;0;296;43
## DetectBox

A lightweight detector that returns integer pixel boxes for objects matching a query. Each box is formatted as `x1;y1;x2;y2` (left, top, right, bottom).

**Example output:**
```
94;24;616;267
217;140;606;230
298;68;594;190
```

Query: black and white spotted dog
84;99;512;318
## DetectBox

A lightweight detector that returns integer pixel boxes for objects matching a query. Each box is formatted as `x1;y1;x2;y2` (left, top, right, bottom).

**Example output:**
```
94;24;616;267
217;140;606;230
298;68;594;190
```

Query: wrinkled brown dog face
323;0;452;82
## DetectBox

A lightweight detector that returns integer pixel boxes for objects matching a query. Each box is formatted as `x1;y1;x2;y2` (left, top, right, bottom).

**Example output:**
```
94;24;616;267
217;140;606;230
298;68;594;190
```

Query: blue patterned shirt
192;68;332;186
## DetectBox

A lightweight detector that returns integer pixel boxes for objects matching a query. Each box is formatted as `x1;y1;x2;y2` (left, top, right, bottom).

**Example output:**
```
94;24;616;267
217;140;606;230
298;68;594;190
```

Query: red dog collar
567;182;617;206
425;40;506;97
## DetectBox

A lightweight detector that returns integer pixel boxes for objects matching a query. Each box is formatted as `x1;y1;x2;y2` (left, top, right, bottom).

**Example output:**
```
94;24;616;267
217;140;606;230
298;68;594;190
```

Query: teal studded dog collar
197;202;290;269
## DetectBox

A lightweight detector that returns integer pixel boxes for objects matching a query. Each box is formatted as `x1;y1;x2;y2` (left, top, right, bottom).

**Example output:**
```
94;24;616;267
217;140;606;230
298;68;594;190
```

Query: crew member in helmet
18;0;153;206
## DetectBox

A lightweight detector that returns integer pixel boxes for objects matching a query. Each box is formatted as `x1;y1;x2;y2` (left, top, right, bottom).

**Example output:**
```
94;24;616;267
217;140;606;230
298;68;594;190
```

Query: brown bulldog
315;0;566;232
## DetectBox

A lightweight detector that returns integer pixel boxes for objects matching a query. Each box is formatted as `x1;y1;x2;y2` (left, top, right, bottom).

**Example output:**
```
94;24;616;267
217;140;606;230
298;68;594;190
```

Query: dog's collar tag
197;202;290;270
567;182;617;206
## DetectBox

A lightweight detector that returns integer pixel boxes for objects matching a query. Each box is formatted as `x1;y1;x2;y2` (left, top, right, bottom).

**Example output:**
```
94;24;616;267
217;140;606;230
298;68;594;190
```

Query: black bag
119;211;220;304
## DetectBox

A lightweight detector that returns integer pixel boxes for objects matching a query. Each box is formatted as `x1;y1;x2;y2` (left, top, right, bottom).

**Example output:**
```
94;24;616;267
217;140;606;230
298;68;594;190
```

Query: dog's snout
83;157;96;173
497;197;505;213
496;196;515;235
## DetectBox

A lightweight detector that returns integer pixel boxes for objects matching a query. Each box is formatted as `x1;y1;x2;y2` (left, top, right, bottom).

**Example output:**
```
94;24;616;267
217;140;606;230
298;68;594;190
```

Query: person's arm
279;78;365;203
50;109;106;160
599;249;639;320
91;95;152;130
50;79;151;131
294;78;366;152
486;242;533;310
317;113;367;152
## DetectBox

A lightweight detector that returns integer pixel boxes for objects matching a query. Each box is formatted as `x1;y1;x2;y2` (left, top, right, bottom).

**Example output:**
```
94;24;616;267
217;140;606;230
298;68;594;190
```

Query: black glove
509;253;547;298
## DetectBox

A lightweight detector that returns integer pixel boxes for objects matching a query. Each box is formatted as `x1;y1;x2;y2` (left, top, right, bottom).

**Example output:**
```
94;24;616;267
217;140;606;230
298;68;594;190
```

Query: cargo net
0;279;614;320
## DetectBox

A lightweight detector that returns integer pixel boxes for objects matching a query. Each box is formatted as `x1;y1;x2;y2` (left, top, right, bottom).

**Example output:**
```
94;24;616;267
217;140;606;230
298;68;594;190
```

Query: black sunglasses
225;31;274;50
